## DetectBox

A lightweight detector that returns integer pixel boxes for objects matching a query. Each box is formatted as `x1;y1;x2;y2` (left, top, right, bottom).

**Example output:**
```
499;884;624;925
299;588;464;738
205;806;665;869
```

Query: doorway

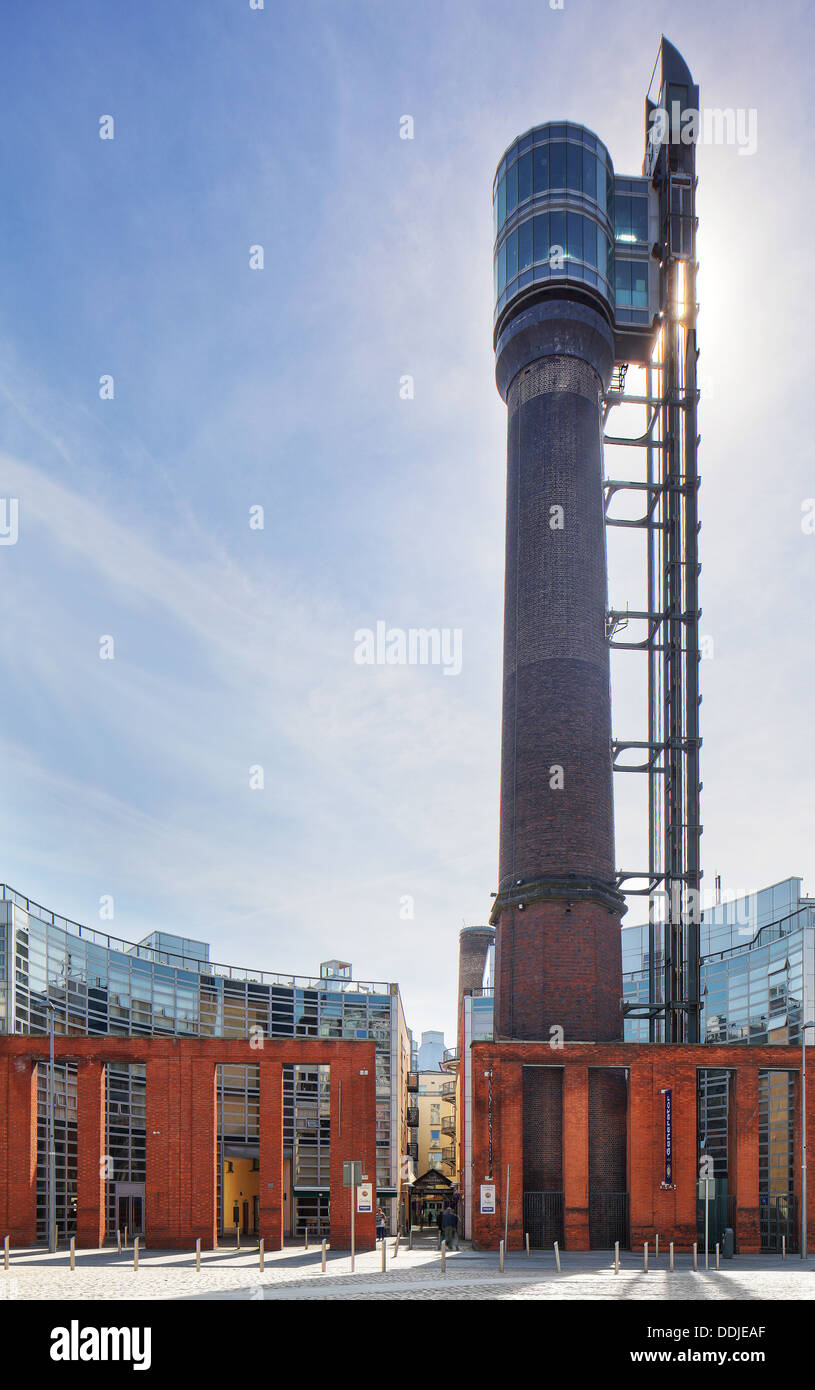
115;1182;145;1239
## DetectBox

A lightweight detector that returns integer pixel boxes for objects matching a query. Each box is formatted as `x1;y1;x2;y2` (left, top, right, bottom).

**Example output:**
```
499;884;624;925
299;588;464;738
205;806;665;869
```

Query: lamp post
45;1000;57;1253
801;1021;815;1261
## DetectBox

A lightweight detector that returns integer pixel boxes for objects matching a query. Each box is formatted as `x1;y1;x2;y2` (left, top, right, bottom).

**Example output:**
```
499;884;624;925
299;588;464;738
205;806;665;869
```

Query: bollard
782;1235;786;1261
670;1242;674;1272
408;1227;413;1251
441;1244;446;1275
655;1233;659;1260
554;1240;561;1274
117;1230;122;1255
614;1240;619;1274
195;1238;201;1272
381;1239;386;1273
321;1239;326;1273
69;1237;75;1271
124;1225;128;1251
438;1228;442;1251
393;1233;400;1258
4;1235;9;1270
525;1232;530;1257
133;1236;140;1272
643;1241;648;1273
716;1243;720;1271
499;1239;504;1272
692;1242;698;1271
236;1224;241;1253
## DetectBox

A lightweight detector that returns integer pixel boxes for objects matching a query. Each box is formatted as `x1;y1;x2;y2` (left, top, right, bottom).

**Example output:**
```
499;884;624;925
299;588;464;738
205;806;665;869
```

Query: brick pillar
672;1058;698;1247
563;1064;589;1249
145;1058;170;1247
0;1056;38;1246
734;1064;760;1253
628;1060;654;1247
145;1055;217;1249
499;1060;524;1250
329;1054;377;1252
76;1060;106;1248
190;1060;217;1249
258;1061;284;1250
808;1051;815;1254
470;1059;500;1249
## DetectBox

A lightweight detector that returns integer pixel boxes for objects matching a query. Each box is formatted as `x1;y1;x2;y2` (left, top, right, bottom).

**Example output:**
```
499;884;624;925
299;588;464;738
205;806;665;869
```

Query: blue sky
1;0;813;1043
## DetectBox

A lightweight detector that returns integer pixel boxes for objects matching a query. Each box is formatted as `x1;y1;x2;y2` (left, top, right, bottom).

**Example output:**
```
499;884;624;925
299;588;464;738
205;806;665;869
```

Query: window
566;141;580;191
518;151;532;204
582;149;596;200
549;210;565;258
430;1104;440;1123
533;213;549;263
518;218;533;272
549;141;565;189
506;160;518;215
506;228;518;283
430;1129;441;1141
615;261;631;307
533;144;549;193
567;211;582;261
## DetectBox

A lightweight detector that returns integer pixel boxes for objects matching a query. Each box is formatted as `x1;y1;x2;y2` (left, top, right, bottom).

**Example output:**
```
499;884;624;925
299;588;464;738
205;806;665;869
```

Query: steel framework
605;41;702;1041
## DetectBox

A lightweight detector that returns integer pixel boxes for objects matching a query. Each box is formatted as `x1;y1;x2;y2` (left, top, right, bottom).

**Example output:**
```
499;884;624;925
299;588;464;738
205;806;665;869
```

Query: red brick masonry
471;1042;815;1253
0;1036;377;1251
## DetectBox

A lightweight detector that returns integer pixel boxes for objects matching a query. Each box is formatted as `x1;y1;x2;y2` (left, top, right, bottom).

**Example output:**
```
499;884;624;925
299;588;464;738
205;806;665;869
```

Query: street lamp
44;1000;57;1253
801;1021;815;1261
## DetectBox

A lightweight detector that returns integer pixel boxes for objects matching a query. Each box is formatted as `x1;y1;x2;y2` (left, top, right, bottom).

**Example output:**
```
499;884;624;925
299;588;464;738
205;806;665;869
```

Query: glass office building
0;885;410;1243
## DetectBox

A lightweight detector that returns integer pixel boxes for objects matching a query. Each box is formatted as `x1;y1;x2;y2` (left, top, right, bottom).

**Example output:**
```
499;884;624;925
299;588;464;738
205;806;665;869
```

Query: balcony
406;1107;420;1128
441;1080;457;1104
407;1072;419;1092
407;1141;418;1162
442;1144;456;1168
441;1114;456;1138
440;1048;459;1072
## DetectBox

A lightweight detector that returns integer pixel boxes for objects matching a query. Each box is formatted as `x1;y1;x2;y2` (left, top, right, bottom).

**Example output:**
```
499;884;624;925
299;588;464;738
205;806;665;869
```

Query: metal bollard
236;1224;240;1253
408;1227;413;1251
782;1235;786;1261
304;1228;309;1252
499;1239;504;1272
614;1240;619;1274
441;1244;446;1274
259;1238;264;1272
124;1225;128;1251
133;1236;140;1272
117;1230;122;1255
525;1231;530;1257
655;1233;659;1260
670;1242;674;1272
321;1239;326;1273
438;1228;442;1251
3;1235;9;1270
195;1238;201;1272
692;1242;698;1271
643;1241;648;1273
393;1233;400;1258
69;1237;75;1271
716;1243;720;1271
381;1239;386;1272
554;1240;561;1274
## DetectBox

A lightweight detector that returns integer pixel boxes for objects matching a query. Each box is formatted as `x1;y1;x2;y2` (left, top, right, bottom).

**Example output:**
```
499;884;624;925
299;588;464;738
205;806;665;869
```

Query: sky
0;0;813;1046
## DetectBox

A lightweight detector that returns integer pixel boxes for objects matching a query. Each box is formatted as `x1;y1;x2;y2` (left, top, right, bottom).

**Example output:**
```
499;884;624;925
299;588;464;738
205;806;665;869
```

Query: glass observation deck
493;122;656;345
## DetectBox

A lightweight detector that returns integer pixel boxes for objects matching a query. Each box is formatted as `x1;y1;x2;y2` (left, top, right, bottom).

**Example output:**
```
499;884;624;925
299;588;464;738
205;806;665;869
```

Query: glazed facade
0;886;410;1242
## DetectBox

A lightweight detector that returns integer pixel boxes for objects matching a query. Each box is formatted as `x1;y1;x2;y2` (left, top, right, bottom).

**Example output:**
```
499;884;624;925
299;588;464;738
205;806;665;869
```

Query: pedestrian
376;1205;387;1243
441;1202;459;1250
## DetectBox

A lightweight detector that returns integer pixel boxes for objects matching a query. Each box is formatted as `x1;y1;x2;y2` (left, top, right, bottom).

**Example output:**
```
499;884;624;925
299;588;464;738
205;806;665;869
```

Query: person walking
441;1202;459;1251
376;1205;387;1243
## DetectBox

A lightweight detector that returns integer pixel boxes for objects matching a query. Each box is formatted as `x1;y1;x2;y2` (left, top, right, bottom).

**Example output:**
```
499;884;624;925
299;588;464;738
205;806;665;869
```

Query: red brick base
0;1037;377;1252
471;1042;815;1254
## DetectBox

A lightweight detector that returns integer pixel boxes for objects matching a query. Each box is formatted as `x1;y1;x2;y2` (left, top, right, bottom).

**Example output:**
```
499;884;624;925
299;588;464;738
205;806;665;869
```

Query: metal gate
589;1193;629;1249
522;1191;564;1248
760;1195;798;1253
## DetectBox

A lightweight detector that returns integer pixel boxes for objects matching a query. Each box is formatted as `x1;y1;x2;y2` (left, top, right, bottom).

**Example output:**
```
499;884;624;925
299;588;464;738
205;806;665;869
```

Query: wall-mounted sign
660;1088;676;1190
480;1183;496;1215
356;1182;373;1213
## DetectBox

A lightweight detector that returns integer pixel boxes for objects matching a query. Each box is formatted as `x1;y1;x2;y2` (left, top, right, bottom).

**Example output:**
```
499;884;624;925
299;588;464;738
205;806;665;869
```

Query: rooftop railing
0;885;396;996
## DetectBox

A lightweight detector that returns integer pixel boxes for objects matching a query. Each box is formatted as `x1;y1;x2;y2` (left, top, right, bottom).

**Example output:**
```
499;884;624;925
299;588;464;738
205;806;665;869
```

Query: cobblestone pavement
2;1243;815;1300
